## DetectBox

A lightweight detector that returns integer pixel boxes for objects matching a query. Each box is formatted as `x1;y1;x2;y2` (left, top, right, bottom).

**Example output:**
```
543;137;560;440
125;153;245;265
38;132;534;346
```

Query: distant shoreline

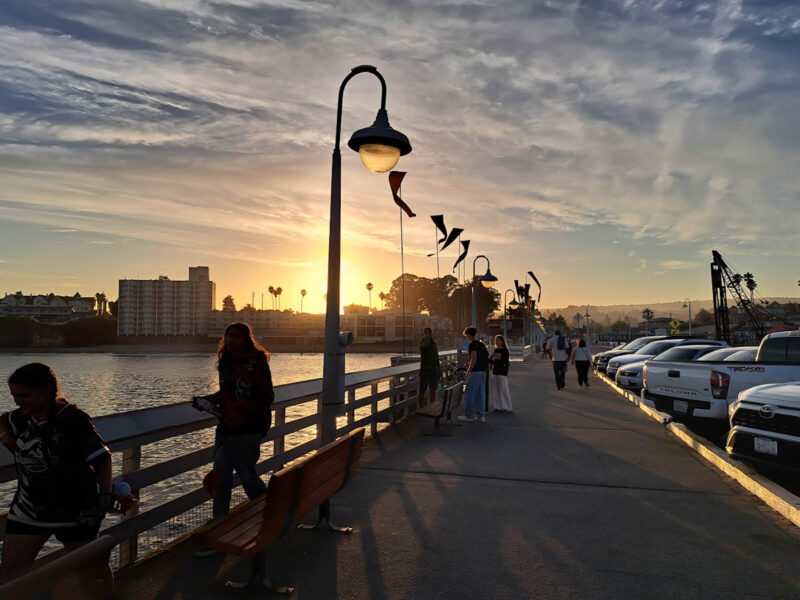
0;342;418;355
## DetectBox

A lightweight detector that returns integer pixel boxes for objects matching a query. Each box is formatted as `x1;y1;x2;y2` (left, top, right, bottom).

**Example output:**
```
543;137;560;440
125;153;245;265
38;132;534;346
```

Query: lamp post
584;307;591;344
471;255;497;330
321;65;411;446
682;298;692;335
503;289;519;343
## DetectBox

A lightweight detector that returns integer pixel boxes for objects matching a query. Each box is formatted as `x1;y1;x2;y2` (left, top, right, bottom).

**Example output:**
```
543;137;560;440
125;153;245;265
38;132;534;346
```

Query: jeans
464;371;487;419
575;361;590;386
212;430;268;518
552;361;567;389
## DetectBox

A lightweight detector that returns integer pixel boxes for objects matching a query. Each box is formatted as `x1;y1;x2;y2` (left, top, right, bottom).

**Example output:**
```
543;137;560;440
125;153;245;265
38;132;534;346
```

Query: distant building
117;267;216;336
0;292;96;323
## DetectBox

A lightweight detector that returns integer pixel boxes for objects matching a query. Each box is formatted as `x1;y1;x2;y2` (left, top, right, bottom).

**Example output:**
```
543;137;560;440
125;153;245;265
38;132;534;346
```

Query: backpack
556;336;565;350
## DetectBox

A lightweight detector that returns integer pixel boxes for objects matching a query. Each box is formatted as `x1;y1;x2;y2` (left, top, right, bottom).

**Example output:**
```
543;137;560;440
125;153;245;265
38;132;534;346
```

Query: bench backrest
257;428;365;544
448;383;464;414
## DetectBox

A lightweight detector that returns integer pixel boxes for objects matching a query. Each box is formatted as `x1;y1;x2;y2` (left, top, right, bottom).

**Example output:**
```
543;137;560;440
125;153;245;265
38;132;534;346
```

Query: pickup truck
642;331;800;421
726;381;800;467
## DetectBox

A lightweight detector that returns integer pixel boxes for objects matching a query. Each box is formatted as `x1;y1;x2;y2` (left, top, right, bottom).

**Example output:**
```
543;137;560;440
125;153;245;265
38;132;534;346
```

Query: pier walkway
116;359;800;599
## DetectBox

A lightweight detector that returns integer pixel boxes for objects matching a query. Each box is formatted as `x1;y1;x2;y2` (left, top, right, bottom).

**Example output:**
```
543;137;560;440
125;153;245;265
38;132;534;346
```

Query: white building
118;267;216;336
0;292;96;323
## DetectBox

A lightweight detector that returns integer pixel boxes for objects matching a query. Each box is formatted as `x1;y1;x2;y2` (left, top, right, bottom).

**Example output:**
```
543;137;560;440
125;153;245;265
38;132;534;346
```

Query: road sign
670;319;681;335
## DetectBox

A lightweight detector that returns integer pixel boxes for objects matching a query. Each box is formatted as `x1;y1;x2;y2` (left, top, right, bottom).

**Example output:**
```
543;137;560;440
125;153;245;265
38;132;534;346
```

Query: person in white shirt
570;338;592;388
545;329;570;390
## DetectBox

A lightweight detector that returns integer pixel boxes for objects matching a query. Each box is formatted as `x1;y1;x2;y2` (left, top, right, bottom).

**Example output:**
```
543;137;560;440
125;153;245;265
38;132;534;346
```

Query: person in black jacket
490;335;513;412
193;322;273;524
1;363;113;595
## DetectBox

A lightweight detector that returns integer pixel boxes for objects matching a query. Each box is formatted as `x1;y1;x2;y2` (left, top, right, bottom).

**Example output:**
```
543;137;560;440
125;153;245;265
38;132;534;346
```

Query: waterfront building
117;267;215;336
0;292;96;323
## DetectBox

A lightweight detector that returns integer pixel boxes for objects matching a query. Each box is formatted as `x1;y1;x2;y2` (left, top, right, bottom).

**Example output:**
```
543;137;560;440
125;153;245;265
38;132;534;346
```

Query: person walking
490;334;513;412
418;327;440;407
458;327;489;423
0;363;114;597
545;329;569;390
193;322;273;539
571;338;592;388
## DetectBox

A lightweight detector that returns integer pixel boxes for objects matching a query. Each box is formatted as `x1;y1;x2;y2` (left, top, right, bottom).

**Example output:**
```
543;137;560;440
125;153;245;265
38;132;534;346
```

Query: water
0;352;394;558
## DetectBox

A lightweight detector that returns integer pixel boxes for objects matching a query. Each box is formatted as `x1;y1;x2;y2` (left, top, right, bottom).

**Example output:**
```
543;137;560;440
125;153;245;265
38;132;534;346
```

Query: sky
1;0;799;314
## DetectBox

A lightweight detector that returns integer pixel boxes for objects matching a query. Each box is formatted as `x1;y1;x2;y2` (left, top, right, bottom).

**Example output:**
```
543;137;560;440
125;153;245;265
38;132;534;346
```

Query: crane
710;250;768;345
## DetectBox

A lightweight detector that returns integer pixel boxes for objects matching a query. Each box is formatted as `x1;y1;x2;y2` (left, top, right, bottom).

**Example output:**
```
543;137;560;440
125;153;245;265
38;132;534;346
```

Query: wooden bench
192;427;365;594
0;535;115;600
416;382;464;435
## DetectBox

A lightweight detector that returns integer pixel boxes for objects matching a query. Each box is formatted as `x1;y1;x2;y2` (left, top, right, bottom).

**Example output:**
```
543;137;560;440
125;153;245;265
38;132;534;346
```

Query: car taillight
642;364;647;388
710;370;730;400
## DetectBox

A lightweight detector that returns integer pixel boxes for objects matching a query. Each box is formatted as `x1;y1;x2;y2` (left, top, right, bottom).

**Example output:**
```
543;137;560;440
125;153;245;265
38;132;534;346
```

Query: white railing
0;353;458;570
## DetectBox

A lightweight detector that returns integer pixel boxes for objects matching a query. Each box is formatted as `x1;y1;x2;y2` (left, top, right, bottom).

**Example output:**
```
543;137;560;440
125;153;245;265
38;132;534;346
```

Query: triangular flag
453;239;470;272
440;227;463;252
528;271;541;303
389;171;415;218
431;215;447;244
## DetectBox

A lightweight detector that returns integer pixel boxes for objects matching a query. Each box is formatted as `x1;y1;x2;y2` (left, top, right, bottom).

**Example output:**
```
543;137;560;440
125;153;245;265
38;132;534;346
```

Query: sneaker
194;547;219;558
457;415;474;422
478;416;487;423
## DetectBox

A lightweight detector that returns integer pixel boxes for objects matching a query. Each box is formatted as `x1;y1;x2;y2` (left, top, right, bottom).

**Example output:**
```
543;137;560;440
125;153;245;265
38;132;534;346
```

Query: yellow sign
670;319;681;334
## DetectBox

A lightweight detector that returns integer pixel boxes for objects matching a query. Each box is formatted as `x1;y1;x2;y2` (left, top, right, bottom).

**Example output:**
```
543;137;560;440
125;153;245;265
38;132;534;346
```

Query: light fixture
348;109;412;173
480;267;498;289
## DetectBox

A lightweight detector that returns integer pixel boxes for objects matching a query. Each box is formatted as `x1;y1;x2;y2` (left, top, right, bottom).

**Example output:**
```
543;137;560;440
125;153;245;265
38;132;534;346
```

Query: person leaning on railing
192;322;274;543
0;363;113;596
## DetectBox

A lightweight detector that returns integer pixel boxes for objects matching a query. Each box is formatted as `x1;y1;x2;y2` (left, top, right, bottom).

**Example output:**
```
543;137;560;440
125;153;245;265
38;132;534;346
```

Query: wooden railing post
347;388;356;426
370;383;378;436
388;377;397;424
273;406;286;467
119;445;141;568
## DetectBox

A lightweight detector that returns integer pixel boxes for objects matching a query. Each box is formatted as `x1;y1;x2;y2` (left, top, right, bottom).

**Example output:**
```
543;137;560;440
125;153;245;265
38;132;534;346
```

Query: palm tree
366;282;373;312
641;308;654;335
276;287;283;310
743;272;756;305
378;291;386;311
300;289;307;313
268;286;275;310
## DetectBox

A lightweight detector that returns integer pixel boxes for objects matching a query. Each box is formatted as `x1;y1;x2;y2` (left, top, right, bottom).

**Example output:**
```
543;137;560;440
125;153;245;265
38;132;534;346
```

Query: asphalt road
117;358;800;599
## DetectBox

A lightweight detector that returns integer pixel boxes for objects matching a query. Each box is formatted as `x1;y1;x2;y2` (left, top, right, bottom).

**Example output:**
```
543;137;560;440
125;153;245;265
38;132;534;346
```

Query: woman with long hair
193;323;274;529
0;363;113;594
490;334;513;413
570;338;592;388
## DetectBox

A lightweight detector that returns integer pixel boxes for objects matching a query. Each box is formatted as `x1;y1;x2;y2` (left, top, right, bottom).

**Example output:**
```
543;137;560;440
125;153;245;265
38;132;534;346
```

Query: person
490;334;512;412
545;329;569;390
0;363;113;595
418;327;440;407
194;322;273;528
457;327;489;423
571;338;592;388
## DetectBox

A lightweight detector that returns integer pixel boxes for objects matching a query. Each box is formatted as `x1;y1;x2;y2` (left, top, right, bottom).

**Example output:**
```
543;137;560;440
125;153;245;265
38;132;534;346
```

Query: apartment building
0;292;96;323
117;267;216;336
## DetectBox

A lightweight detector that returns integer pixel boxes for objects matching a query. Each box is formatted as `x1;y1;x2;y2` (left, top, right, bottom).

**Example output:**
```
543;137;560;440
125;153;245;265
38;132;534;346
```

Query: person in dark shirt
418;327;440;407
490;335;513;412
194;322;273;525
458;327;489;423
0;363;113;593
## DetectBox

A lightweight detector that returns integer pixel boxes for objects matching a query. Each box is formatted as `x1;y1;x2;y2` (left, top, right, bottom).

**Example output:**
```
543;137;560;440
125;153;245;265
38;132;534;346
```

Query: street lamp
503;289;519;342
682;298;692;335
584;307;591;344
471;255;497;329
321;65;411;447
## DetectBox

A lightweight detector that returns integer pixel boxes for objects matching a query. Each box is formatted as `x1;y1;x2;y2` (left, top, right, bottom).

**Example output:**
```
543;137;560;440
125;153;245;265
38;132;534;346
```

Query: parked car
726;381;800;468
642;332;800;421
695;347;750;362
721;347;759;362
615;345;724;394
594;336;670;373
606;339;727;379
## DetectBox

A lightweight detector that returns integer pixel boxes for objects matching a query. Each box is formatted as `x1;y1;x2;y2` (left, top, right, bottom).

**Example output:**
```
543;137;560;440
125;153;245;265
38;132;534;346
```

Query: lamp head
480;267;498;289
682;302;688;309
348;108;412;173
509;300;520;308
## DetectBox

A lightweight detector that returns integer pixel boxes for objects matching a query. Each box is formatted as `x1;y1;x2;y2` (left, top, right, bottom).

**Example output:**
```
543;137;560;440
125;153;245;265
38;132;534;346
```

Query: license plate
754;437;778;456
618;377;629;385
673;400;688;413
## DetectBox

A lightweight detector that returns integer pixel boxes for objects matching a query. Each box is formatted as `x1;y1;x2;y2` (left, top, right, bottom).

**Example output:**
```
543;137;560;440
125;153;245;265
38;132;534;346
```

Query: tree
378;291;386;310
300;289;307;313
642;308;654;334
366;282;373;312
108;300;119;318
275;287;283;310
611;319;628;334
693;308;714;326
268;286;275;310
222;295;236;311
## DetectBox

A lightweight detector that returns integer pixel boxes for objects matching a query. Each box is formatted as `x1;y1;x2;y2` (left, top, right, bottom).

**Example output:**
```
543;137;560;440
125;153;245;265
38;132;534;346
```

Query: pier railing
0;352;457;570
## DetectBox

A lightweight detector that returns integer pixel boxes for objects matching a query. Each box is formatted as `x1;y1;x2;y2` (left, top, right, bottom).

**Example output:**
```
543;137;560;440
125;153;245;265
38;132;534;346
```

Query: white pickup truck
642;331;800;421
726;381;800;467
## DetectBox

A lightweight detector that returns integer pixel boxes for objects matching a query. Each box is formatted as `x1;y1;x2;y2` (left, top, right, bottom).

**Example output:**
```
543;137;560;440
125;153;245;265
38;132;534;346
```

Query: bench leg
224;550;295;594
297;500;352;534
422;416;451;437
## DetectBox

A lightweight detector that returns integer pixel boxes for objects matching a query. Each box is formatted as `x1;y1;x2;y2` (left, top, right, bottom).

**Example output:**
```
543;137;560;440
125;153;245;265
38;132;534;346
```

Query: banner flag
453;239;470;272
440;227;463;251
431;215;447;244
389;171;415;218
527;271;541;303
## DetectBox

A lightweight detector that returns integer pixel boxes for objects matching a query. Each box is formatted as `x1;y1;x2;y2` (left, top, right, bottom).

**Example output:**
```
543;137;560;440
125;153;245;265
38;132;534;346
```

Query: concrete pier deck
116;359;800;599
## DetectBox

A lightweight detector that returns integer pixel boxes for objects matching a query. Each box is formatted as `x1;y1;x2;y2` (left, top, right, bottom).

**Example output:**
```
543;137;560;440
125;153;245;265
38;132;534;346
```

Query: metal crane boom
710;250;768;345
